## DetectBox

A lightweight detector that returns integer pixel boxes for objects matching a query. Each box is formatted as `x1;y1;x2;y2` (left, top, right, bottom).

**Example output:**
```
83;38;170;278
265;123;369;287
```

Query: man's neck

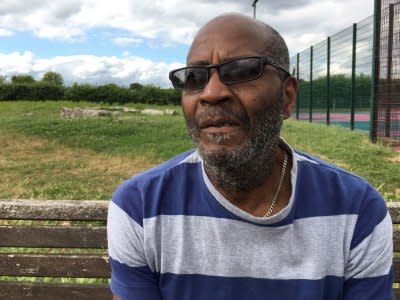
204;145;291;217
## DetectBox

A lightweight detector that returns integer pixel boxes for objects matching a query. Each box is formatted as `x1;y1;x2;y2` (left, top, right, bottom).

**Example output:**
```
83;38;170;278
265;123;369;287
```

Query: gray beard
185;93;284;193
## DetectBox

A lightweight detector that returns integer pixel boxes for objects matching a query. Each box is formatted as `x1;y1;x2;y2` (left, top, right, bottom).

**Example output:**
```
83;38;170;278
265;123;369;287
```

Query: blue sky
0;0;374;87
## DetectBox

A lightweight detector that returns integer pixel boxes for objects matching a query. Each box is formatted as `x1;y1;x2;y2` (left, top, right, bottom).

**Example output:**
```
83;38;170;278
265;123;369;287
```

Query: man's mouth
199;118;241;134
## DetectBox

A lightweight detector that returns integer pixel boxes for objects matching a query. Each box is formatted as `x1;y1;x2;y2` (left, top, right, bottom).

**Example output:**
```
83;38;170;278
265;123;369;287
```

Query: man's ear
282;77;297;119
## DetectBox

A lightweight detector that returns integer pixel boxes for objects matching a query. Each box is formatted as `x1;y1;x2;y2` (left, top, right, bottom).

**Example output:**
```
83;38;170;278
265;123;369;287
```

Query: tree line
0;72;181;105
297;74;372;110
0;72;379;108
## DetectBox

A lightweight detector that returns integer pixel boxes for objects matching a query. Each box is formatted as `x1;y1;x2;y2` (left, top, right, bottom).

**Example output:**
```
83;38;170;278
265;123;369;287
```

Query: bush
0;81;180;105
64;83;180;105
0;83;64;101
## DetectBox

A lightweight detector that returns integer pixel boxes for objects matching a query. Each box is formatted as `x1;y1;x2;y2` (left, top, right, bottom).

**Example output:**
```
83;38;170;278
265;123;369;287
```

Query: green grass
0;100;190;160
283;120;400;201
0;100;399;201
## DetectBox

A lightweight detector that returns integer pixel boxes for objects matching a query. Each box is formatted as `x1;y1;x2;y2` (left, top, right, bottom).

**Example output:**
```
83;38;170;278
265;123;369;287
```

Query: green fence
372;0;400;144
291;0;400;146
290;16;374;132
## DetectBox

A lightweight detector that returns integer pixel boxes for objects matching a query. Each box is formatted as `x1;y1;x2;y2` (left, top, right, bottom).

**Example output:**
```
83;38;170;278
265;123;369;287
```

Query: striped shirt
107;141;394;299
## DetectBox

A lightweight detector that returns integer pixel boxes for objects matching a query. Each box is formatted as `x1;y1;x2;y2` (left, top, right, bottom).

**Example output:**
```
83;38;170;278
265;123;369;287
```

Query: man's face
182;19;286;169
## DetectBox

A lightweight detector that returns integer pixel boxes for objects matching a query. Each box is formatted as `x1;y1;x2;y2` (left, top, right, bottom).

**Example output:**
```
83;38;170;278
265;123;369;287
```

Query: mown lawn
0;100;399;201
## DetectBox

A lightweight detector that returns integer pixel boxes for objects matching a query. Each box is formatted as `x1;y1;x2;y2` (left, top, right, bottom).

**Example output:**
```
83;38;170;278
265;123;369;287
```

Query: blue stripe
344;270;394;299
292;158;380;221
113;149;386;229
159;273;344;300
109;257;162;300
349;184;388;249
112;180;144;227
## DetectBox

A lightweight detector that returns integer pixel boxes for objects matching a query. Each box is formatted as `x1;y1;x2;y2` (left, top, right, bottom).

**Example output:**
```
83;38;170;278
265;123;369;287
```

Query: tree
0;75;5;84
11;74;35;84
42;71;64;86
129;82;143;90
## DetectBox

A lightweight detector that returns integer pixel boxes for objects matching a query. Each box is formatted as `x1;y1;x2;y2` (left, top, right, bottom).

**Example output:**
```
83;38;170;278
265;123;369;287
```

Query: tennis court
297;110;400;138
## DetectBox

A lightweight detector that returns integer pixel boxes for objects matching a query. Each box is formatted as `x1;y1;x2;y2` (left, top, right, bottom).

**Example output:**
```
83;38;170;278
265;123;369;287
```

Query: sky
0;0;374;87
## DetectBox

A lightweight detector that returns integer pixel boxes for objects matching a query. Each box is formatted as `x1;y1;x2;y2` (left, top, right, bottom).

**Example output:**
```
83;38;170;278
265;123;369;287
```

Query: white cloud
0;0;374;51
0;51;183;87
112;37;144;46
0;28;13;36
0;0;375;84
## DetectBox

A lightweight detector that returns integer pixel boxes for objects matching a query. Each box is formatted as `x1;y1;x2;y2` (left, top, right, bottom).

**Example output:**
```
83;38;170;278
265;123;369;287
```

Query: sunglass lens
220;58;262;84
171;68;208;90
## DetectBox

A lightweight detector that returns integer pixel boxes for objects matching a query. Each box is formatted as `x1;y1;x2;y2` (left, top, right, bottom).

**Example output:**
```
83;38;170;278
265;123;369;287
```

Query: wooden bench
0;199;399;299
0;199;111;300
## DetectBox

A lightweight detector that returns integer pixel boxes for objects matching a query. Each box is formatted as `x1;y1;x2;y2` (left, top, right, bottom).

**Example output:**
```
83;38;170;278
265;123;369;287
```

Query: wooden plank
388;202;400;224
394;288;400;300
394;257;400;283
0;281;112;300
0;225;107;248
394;228;400;252
0;253;110;277
0;199;108;221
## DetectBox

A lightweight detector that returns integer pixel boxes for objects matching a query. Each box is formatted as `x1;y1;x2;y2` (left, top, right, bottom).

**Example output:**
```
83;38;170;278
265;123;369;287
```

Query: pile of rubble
61;107;178;118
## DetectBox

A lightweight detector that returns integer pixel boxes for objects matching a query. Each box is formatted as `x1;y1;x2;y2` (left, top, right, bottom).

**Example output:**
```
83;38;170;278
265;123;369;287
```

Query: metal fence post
370;0;381;143
327;37;331;126
310;46;313;122
296;53;300;120
351;23;357;130
385;3;394;138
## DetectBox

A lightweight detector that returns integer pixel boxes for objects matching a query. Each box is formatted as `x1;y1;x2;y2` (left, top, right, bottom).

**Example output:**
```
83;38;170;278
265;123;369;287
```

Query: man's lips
199;118;241;134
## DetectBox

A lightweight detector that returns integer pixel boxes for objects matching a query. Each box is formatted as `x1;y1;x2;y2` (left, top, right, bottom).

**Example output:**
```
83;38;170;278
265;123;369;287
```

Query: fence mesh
291;16;374;133
374;0;400;143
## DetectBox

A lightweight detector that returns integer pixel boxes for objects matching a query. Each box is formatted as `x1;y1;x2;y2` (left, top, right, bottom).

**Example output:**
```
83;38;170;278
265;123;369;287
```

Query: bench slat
394;288;400;300
388;202;400;224
394;228;400;252
0;253;110;277
0;281;112;300
0;199;108;221
0;225;107;248
394;257;400;283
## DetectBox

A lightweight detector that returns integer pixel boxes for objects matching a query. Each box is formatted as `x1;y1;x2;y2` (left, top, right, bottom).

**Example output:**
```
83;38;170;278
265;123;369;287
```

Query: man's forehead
187;17;268;63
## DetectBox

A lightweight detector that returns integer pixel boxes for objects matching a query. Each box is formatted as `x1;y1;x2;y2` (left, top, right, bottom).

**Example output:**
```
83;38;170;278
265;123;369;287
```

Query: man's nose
199;70;232;105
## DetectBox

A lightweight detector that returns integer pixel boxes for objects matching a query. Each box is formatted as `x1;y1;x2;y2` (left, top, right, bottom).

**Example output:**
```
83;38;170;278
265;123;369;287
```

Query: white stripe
294;152;319;165
179;150;201;164
107;201;147;268
345;212;393;279
143;214;357;280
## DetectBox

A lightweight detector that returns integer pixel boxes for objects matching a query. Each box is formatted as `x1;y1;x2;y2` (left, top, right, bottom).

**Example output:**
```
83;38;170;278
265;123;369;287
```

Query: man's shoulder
132;149;200;183
292;148;386;218
110;149;201;217
294;149;368;186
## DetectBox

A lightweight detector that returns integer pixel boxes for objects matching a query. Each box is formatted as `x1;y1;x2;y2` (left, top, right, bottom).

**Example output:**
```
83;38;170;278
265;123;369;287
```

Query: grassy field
0;100;399;201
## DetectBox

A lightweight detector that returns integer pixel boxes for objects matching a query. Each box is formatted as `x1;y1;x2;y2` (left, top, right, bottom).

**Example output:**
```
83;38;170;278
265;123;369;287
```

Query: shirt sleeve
107;182;162;300
343;185;394;299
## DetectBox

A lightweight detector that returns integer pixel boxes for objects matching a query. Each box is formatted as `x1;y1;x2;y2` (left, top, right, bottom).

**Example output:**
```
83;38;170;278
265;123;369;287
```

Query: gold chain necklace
264;151;288;218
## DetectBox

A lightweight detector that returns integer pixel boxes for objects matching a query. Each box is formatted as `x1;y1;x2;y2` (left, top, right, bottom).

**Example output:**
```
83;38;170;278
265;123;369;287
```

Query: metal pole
296;53;300;120
252;0;259;19
310;46;313;122
385;4;394;138
370;0;381;143
327;37;331;125
351;23;357;130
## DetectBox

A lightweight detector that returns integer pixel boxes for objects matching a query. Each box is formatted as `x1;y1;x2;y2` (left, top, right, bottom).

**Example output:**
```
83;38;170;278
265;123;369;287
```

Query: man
107;13;394;299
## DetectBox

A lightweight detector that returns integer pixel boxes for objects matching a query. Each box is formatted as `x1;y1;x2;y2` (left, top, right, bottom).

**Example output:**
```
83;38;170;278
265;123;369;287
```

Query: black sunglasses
169;56;290;91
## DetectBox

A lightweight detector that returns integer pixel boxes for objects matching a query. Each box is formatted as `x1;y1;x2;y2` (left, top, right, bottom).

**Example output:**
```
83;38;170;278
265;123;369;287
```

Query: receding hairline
190;13;289;72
